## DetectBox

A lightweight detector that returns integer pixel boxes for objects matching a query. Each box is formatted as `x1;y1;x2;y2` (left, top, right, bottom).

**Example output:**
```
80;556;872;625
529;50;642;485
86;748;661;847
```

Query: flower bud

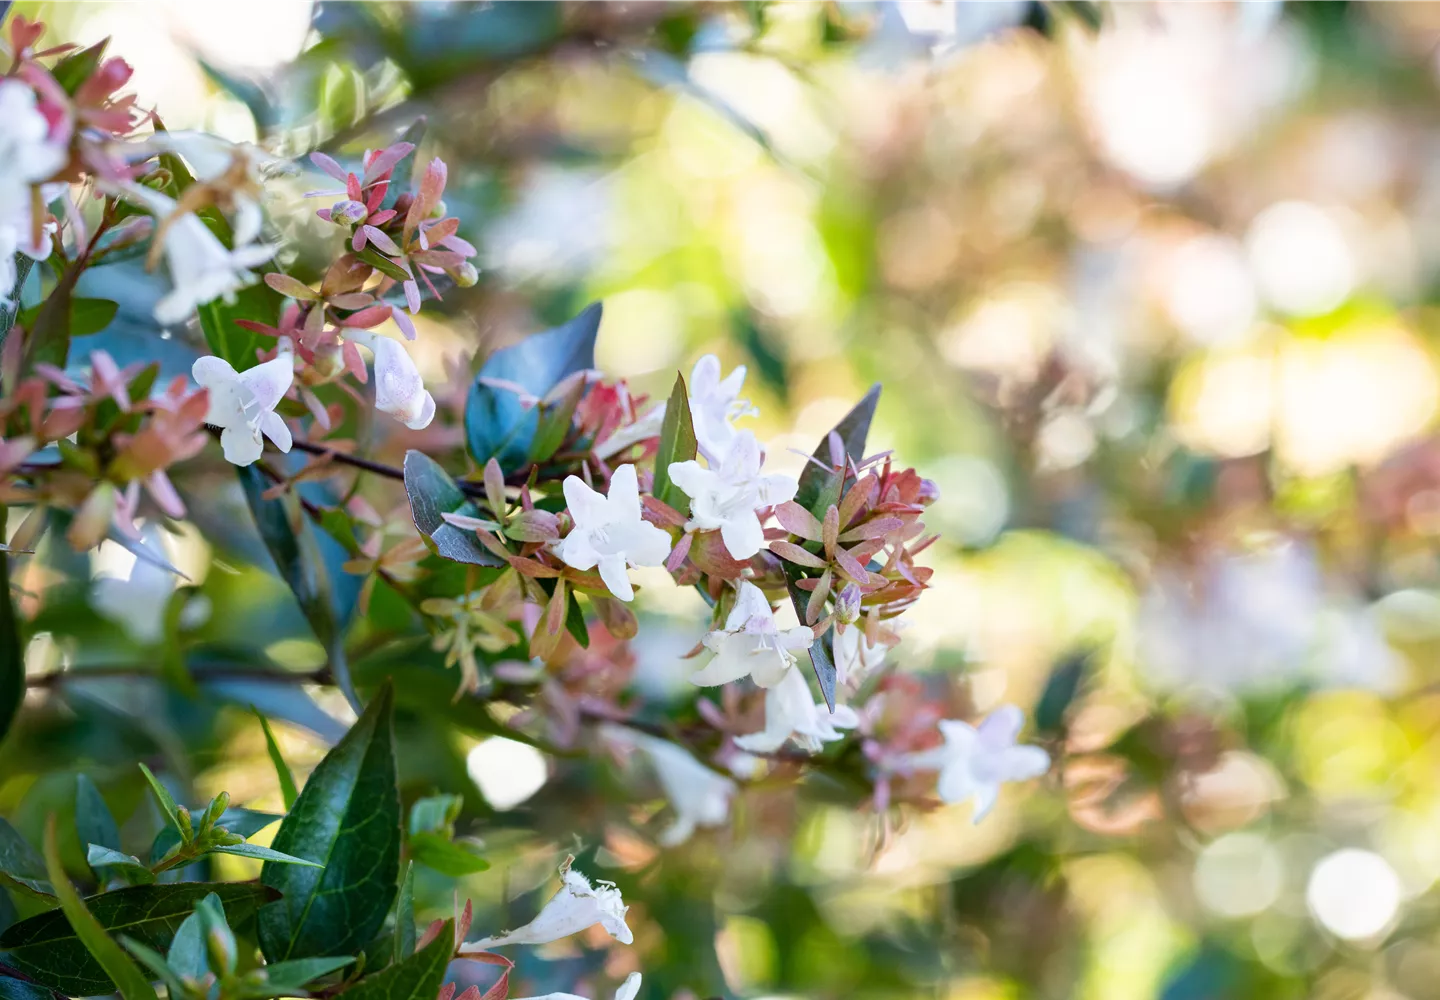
917;478;940;506
329;199;368;227
309;342;346;380
835;582;862;625
176;805;193;841
446;260;479;288
207;922;237;975
199;790;229;836
430;198;446;219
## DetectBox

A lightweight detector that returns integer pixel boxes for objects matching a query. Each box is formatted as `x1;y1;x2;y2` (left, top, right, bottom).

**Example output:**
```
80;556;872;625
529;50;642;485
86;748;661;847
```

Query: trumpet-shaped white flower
691;581;814;688
344;329;435;429
511;973;642;1000
605;726;736;846
735;665;859;754
668;431;797;560
192;349;294;466
118;183;276;326
902;705;1050;822
552;464;671;602
460;866;632;951
688;354;756;461
133;131;284;245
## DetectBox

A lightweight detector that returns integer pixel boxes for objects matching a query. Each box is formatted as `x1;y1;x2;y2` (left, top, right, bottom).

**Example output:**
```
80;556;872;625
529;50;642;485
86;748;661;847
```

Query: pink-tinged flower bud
836;582;862;625
329;199;368;227
446;261;479;288
917;478;941;506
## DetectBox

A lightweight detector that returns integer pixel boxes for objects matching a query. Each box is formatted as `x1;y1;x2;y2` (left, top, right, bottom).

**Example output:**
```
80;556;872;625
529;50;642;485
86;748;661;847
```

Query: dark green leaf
393;861;415;960
535;577;589;649
0;254;34;341
255;709;299;809
258;682;401;962
1034;647;1095;735
19;260;79;373
406;794;461;838
136;764;182;835
211;843;323;868
39;819;158;1000
0;509;23;747
0;882;276;996
651;373;698;515
196;280;283;371
75;775;122;856
0;820;48;887
16;298;118;339
794;384;881;516
237;464;359;712
403;450;504;567
50;39;108;95
356;245;412;282
246;955;355;996
407;833;488;877
84;846;154;886
784;563;836;711
337;919;452;1000
464;303;602;475
529;374;586;464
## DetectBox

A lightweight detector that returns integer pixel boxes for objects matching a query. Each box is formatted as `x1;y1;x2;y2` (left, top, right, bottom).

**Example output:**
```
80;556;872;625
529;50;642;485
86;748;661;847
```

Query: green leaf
244;955;355;997
258;682;401;962
16;298;118;339
194;265;283;369
0;820;48;890
211;842;324;867
355;245;413;282
403;450;505;567
75;775;122;857
136;763;183;835
337;919;452;1000
84;846;154;886
19;259;79;373
255;709;299;809
50;39;108;95
0;881;276;996
237;464;359;713
116;936;187;996
1034;647;1096;736
407;833;489;877
464;303;603;475
393;861;416;960
407;794;461;837
783;562;837;712
39;818;158;1000
0;510;23;747
535;577;589;649
0;254;34;343
377;119;427;211
529;374;586;465
164;904;206;979
793;384;882;516
651;372;698;515
150;807;279;865
0;977;53;1000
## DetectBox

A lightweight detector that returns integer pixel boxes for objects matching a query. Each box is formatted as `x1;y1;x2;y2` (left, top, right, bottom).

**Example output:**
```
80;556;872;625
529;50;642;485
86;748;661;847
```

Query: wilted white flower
192;349;293;467
735;665;858;754
690;580;814;688
604;726;736;846
903;704;1050;822
668;430;797;560
511;972;642;1000
552;464;672;602
688;354;756;461
461;865;632;951
344;329;435;430
117;183;276;325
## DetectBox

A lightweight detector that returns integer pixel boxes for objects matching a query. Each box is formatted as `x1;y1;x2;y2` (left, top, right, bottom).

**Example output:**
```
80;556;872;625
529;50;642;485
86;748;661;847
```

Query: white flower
690;580;814;688
833;623;894;689
130;131;285;245
511;973;642;1000
552;464;672;602
594;402;666;460
117;183;275;326
903;705;1050;822
0;80;66;222
344;329;435;430
460;866;632;951
605;726;736;846
688;354;756;461
735;665;859;754
192;349;294;466
668;431;797;560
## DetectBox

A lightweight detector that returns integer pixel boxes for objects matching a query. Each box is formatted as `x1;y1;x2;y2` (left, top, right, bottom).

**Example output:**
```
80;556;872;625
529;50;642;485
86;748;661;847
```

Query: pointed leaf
337;919;452;1000
393;861;416;959
403;450;505;567
0;515;22;747
136;764;182;835
464;303;602;475
211;842;324;867
0;882;276;996
783;563;837;710
652;373;697;515
75;775;121;856
253;955;355;994
258;682;401;962
794;385;881;516
1034;647;1096;736
407;833;489;877
84;846;154;886
254;709;299;809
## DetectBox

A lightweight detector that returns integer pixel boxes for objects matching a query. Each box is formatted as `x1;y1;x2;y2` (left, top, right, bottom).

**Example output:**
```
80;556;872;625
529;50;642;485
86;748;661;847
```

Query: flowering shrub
0;10;1053;999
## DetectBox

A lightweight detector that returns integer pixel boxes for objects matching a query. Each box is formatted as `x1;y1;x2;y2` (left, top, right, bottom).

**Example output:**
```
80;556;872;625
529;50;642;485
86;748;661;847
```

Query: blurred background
15;1;1440;997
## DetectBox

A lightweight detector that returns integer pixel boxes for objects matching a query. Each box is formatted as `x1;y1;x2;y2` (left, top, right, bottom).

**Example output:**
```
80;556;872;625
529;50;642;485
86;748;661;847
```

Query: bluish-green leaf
0;820;48;891
0;977;52;1000
75;775;122;858
84;846;154;886
403;450;504;567
0;881;276;996
245;955;355;996
258;682;401;962
211;842;324;868
464;303;602;474
150;807;280;865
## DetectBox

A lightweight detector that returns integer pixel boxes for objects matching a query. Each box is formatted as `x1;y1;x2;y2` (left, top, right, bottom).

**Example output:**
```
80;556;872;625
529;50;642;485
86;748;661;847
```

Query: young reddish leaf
838;517;904;543
769;540;827;569
775;501;822;541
